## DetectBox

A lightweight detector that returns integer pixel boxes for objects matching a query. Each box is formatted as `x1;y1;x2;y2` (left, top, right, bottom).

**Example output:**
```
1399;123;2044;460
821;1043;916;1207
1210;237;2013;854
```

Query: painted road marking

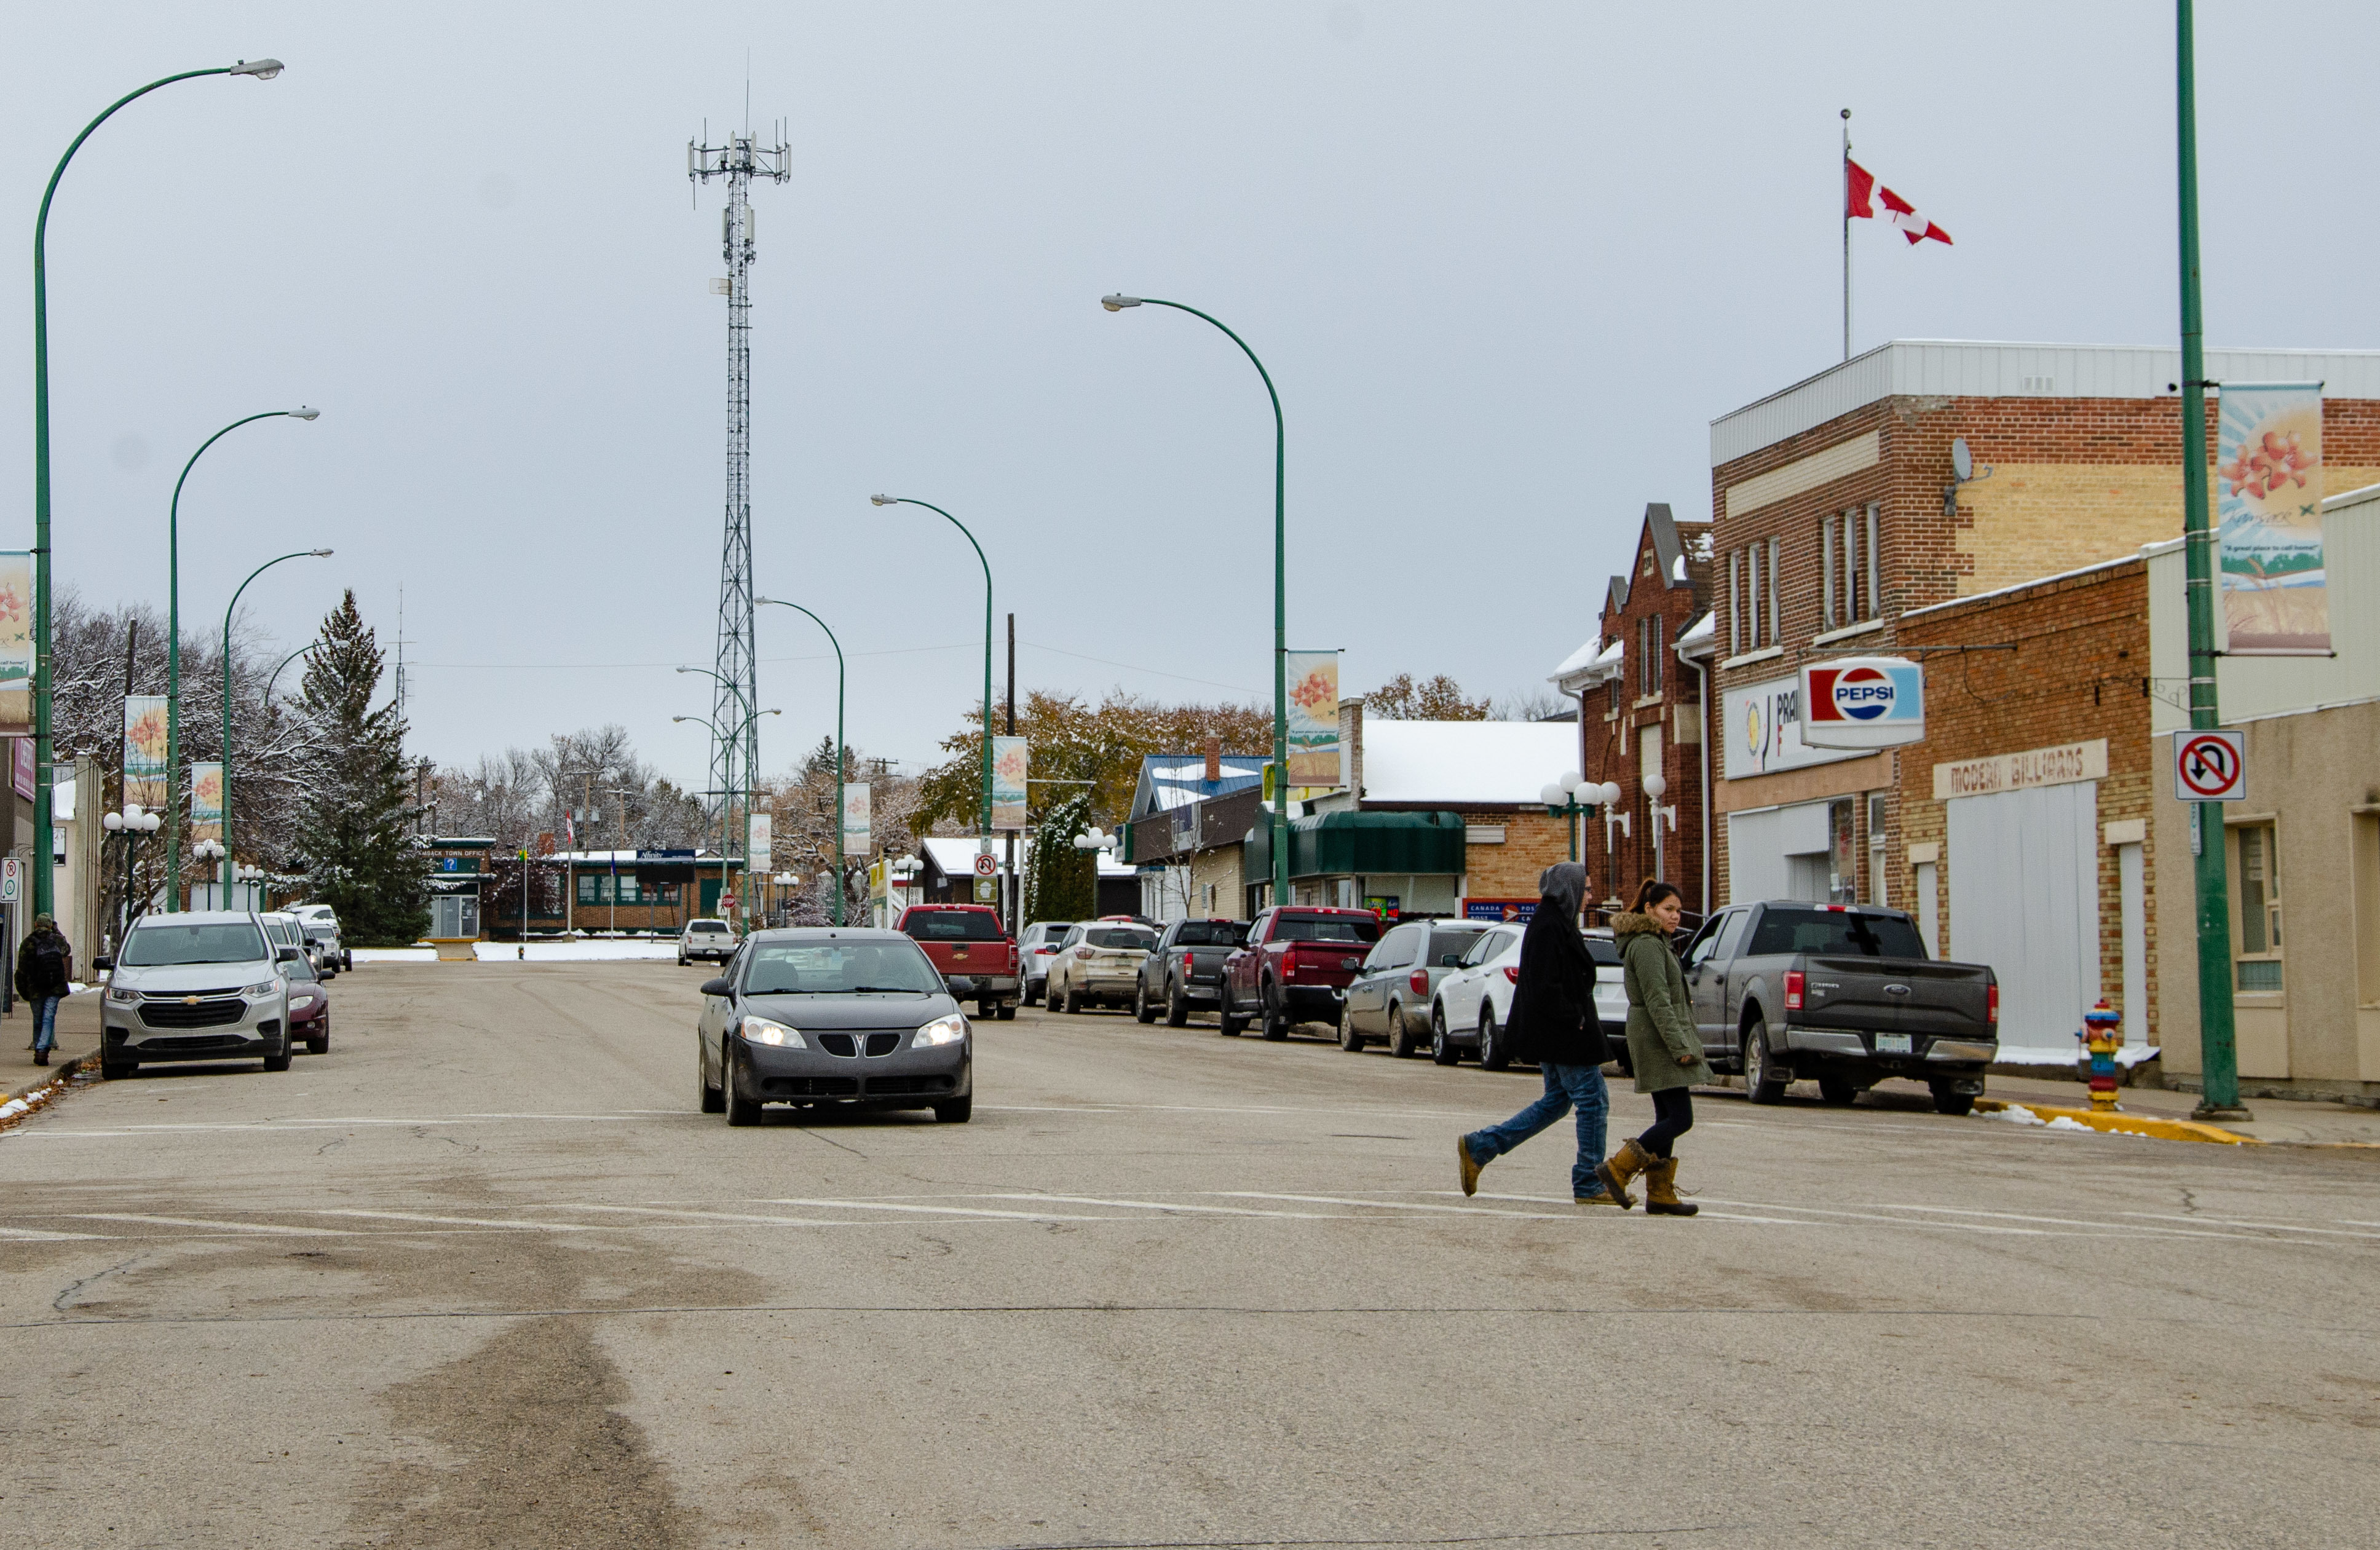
759;1197;1117;1223
309;1209;596;1232
2121;1212;2380;1242
69;1213;346;1237
1222;1192;1573;1220
982;1193;1337;1219
0;1224;105;1241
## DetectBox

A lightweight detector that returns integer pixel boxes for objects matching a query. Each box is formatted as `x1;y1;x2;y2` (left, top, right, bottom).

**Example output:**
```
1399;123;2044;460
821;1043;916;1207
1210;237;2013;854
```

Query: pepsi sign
1798;656;1924;748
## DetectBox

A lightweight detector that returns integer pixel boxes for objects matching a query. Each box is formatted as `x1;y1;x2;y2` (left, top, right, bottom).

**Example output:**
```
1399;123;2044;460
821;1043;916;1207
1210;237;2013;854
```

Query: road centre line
69;1213;346;1236
1222;1192;1575;1219
310;1209;596;1232
2121;1212;2380;1241
759;1197;1119;1222
1873;1203;2270;1240
1458;1190;1830;1225
981;1193;1336;1219
0;1224;105;1240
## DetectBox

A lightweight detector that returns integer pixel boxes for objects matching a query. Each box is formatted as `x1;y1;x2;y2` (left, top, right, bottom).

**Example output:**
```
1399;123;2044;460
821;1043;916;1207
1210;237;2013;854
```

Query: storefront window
1867;794;1888;906
2232;822;2282;992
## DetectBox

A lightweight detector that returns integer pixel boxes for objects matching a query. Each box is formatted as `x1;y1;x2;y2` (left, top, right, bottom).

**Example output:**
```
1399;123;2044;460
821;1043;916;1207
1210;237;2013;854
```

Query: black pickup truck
1133;917;1251;1026
1676;901;1998;1114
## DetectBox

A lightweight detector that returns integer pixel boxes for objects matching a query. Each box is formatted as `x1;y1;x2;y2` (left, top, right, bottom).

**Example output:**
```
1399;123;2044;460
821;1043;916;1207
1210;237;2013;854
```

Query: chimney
1337;697;1363;804
1203;735;1221;785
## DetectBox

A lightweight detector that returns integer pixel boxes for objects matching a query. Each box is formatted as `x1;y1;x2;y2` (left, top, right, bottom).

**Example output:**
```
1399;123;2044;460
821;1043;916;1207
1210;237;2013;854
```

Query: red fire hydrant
2079;998;2122;1111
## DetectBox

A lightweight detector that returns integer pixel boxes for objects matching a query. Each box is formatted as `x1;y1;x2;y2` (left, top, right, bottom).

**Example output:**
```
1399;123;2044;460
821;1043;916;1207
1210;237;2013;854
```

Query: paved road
3;961;2376;1548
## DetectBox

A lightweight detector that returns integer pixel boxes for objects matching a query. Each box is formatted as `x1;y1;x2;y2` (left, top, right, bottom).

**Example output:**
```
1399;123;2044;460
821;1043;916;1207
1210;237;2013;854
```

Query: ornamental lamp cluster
1072;827;1117;855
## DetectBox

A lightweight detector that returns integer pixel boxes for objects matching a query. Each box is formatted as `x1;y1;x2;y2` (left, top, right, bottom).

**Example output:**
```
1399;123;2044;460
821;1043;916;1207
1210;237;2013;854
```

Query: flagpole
1841;108;1852;362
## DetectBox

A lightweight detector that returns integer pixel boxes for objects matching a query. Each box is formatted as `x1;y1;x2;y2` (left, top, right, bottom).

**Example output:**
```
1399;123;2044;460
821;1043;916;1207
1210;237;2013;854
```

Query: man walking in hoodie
17;914;74;1068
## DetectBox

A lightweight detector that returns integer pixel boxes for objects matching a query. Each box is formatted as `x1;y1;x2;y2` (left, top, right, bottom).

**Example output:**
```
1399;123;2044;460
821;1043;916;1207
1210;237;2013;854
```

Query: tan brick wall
1454;809;1573;903
1190;844;1246;919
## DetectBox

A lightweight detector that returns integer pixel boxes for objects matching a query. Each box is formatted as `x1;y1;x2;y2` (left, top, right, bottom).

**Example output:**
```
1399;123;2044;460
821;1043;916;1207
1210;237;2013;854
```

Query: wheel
1338;1003;1366;1052
1817;1075;1859;1105
306;1033;330;1056
995;1003;1015;1021
1165;982;1189;1028
1259;984;1291;1040
1931;1084;1977;1117
1743;1016;1789;1104
933;1094;973;1123
1385;1002;1416;1059
263;1043;293;1073
1219;997;1244;1037
1430;1003;1460;1065
977;997;998;1021
342;952;352;972
678;955;687;967
724;1038;762;1126
1134;983;1158;1024
101;1058;136;1081
700;1042;725;1112
1062;984;1083;1015
1477;1010;1510;1071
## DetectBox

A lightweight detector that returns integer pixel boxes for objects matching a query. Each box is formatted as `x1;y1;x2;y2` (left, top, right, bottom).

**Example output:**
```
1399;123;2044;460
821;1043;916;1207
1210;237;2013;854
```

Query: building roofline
1896;550;2145;623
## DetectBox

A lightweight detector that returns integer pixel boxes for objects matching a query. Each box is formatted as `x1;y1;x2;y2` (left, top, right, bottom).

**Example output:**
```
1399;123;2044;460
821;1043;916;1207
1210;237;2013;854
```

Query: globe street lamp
100;802;162;942
755;598;847;923
1099;294;1291;909
164;408;320;906
870;496;994;851
31;58;287;918
1537;772;1607;864
215;549;333;897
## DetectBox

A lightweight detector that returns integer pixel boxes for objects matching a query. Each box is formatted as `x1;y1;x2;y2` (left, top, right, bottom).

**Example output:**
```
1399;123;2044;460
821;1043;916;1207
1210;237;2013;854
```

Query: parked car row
92;905;347;1081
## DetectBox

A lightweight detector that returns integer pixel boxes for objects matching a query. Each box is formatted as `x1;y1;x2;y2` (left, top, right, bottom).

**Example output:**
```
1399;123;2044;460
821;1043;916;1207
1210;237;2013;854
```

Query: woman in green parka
1597;879;1708;1216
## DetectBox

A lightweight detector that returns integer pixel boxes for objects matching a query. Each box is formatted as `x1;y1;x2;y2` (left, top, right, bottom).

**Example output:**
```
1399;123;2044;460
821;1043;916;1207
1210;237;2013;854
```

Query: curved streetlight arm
874;497;994;844
757;598;847;924
33;60;286;919
218;549;330;893
264;643;319;705
674;663;753;720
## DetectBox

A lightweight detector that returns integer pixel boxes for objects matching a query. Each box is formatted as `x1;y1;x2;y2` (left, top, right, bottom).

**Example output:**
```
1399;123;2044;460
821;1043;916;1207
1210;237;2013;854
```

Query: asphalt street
2;960;2376;1549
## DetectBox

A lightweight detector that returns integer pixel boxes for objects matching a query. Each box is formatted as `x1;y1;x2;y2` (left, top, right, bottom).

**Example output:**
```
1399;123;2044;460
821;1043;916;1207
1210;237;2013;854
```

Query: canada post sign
1798;657;1924;749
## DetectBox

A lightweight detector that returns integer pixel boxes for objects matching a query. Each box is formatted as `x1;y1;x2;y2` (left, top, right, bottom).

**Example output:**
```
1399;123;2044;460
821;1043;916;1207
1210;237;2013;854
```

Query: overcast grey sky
9;2;2378;788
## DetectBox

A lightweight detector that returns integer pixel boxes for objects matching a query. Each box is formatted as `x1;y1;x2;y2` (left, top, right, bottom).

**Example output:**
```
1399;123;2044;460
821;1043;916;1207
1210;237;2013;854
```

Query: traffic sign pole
2175;0;2248;1120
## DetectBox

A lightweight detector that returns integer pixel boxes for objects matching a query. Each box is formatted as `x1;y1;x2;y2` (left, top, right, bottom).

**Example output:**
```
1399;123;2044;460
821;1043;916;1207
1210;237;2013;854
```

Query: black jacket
16;928;73;1001
1503;872;1607;1068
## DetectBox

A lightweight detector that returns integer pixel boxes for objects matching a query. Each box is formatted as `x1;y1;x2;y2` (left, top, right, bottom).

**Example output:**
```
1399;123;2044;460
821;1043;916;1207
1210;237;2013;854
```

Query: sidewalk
1987;1072;2380;1146
2;989;102;1104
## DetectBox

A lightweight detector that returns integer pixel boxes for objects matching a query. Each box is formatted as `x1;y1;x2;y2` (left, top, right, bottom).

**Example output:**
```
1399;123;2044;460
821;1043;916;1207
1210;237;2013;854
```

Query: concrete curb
0;1053;98;1132
1975;1096;2258;1145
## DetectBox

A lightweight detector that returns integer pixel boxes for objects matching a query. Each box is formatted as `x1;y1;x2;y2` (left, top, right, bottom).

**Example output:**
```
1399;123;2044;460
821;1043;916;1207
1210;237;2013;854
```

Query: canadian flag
1846;158;1951;247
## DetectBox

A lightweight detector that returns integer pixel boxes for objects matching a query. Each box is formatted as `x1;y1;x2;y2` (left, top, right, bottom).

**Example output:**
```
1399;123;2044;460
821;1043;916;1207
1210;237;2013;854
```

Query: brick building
1706;339;2380;914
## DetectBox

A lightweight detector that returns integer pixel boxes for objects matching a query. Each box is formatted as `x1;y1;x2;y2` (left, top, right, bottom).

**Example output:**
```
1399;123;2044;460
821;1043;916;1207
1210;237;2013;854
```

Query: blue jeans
1463;1061;1611;1198
31;995;61;1054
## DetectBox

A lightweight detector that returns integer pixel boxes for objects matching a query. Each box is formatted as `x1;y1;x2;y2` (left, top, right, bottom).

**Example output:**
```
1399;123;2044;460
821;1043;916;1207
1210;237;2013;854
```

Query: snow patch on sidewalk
353;939;682;964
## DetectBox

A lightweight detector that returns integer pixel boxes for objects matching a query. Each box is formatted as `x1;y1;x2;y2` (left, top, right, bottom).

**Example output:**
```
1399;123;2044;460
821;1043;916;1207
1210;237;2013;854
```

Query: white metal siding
1947;782;2101;1046
1728;801;1831;906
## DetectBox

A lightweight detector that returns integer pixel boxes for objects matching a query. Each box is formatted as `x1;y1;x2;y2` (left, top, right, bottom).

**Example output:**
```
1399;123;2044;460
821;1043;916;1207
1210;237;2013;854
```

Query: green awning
1243;809;1466;881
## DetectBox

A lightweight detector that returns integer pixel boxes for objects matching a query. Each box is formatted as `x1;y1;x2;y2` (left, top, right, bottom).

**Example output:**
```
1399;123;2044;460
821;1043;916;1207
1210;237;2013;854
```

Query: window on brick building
1728;550;1742;654
1822;505;1883;628
1864;504;1881;618
1637;615;1663;696
1767;536;1782;645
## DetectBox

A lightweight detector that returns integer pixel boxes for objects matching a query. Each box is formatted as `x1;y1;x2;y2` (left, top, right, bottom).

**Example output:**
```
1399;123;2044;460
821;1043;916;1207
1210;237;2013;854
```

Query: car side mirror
93;955;113;972
275;945;301;963
700;976;733;998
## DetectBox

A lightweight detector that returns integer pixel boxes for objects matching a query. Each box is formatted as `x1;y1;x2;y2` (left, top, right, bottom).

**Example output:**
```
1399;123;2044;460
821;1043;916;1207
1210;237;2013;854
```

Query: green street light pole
29;57;287;918
756;598;846;924
676;665;754;918
871;497;994;847
1101;295;1290;909
165;408;319;908
263;643;318;705
677;706;779;922
2175;0;2248;1121
218;549;331;896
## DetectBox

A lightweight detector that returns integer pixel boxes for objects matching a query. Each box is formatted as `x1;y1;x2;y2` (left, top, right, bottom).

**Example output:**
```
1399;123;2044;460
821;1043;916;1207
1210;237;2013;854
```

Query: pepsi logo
1832;666;1895;722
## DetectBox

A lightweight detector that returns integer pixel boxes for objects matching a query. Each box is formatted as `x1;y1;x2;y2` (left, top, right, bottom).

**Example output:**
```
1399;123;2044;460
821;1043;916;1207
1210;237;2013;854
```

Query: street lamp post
755;598;846;923
1538;773;1608;864
31;58;287;919
216;549;332;896
870;497;994;853
1100;295;1291;909
676;706;779;923
676;665;754;920
100;803;163;943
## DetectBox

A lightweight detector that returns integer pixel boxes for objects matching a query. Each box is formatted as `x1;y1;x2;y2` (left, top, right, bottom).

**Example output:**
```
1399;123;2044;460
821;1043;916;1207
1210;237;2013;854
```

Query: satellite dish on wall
1952;437;1974;483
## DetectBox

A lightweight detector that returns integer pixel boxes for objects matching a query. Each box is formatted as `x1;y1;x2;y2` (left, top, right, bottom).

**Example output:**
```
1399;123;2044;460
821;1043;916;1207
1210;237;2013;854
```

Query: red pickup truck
1218;906;1383;1041
895;904;1020;1021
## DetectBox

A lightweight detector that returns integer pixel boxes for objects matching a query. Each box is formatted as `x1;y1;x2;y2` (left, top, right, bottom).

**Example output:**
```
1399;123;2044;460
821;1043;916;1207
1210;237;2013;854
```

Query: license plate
1875;1033;1913;1054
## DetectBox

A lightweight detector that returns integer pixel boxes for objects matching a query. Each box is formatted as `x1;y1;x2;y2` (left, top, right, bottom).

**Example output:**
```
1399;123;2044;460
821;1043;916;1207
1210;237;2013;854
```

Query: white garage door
1730;801;1832;906
1946;782;2099;1048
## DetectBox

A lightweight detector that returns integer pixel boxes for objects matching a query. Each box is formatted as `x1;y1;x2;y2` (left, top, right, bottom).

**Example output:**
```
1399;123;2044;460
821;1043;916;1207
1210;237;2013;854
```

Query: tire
1817;1075;1859;1105
1430;1004;1460;1065
977;998;997;1021
1165;982;1189;1028
263;1043;293;1074
1062;984;1083;1015
995;1003;1015;1021
1477;1010;1511;1072
1930;1084;1977;1117
1259;983;1291;1041
101;1058;136;1081
342;952;352;972
306;1033;330;1056
1386;1003;1416;1059
1219;995;1244;1037
933;1094;973;1123
1022;982;1040;1007
1743;1016;1789;1105
700;1046;725;1112
1338;1004;1366;1052
725;1041;762;1126
1134;983;1158;1024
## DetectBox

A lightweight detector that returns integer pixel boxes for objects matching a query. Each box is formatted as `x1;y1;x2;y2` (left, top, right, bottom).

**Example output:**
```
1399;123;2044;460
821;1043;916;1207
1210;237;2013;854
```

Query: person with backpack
1597;879;1707;1216
17;914;74;1067
1454;862;1623;1207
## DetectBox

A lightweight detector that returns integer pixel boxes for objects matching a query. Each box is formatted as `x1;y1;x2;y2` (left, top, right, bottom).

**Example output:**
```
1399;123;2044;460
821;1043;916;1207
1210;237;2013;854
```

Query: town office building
1706;339;2380;917
2149;482;2380;1101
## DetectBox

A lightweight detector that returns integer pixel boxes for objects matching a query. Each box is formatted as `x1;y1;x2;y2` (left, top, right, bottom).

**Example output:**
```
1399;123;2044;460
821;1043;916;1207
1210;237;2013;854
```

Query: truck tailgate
1800;954;1991;1040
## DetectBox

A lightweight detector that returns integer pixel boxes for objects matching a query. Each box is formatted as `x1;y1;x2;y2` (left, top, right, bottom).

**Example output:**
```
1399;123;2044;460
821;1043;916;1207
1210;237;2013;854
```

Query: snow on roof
1131;753;1267;817
920;836;1011;877
1547;635;1623;688
1359;720;1583;805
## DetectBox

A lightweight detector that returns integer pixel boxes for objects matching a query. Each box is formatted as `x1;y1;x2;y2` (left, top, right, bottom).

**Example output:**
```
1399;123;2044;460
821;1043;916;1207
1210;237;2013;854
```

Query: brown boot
1595;1139;1653;1211
1457;1136;1485;1198
1644;1157;1698;1217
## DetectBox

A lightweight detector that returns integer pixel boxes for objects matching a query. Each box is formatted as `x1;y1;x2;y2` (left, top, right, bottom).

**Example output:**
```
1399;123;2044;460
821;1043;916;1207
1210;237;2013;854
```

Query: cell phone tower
689;122;789;914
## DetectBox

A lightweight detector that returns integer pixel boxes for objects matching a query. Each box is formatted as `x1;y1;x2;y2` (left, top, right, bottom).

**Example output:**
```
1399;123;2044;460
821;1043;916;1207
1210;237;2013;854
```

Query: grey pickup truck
1133;917;1251;1026
1675;901;1998;1115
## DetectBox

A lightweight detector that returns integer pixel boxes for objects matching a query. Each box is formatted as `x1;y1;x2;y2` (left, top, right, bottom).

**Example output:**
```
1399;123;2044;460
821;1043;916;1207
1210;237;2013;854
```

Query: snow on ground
353;939;682;964
1995;1043;2161;1069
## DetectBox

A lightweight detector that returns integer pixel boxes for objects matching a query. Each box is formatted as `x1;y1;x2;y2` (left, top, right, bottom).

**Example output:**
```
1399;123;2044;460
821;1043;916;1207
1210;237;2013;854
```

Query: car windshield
1427;926;1488;960
263;920;294;943
1274;916;1380;944
745;939;944;995
283;956;319;983
303;923;336;939
121;922;269;967
904;911;1003;942
1032;923;1073;941
1087;928;1155;949
1174;921;1247;947
1748;908;1926;959
1584;936;1622;966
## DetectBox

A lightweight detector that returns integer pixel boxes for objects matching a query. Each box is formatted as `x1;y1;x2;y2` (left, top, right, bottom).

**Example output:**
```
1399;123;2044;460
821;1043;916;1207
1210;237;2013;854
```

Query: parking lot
4;959;2378;1548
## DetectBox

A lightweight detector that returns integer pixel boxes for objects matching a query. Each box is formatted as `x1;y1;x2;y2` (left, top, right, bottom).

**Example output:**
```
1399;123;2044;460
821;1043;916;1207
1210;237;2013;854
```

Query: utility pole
2175;0;2249;1121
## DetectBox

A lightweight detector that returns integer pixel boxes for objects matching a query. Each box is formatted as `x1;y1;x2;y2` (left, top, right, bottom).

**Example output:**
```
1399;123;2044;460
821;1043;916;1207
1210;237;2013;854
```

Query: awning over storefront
1243;810;1467;881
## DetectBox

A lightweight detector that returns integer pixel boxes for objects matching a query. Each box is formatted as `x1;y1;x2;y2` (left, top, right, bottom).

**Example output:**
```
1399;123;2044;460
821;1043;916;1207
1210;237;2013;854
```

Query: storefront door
1945;781;2099;1049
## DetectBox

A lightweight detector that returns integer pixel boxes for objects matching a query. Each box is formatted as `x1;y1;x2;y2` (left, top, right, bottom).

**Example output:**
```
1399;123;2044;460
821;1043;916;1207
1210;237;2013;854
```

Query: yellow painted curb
1974;1097;2258;1144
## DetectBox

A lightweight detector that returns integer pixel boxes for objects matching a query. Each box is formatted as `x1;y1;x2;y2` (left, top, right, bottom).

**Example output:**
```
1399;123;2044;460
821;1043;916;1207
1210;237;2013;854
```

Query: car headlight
242;981;280;997
106;985;139;1004
739;1015;805;1048
912;1012;968;1048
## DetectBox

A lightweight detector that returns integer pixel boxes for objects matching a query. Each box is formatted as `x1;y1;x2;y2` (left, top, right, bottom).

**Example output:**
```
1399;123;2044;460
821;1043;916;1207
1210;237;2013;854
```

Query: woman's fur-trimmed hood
1611;911;1665;938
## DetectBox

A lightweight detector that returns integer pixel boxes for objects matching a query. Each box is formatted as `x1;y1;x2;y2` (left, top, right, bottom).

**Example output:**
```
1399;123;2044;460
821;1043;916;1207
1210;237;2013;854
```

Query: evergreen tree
1026;789;1095;923
291;591;427;945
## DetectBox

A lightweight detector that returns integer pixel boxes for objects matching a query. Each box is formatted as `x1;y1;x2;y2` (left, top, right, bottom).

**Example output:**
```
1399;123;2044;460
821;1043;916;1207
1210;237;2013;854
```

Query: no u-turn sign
2172;730;2247;802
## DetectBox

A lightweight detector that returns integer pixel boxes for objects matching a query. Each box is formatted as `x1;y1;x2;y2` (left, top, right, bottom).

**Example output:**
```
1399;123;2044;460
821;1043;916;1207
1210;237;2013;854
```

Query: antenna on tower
689;119;791;917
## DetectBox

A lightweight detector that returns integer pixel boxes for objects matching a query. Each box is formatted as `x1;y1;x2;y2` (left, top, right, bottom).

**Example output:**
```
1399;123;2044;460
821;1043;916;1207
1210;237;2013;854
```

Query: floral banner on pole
2216;382;2328;655
0;552;30;737
189;761;224;844
124;695;168;809
990;737;1028;829
840;781;871;856
1284;650;1342;786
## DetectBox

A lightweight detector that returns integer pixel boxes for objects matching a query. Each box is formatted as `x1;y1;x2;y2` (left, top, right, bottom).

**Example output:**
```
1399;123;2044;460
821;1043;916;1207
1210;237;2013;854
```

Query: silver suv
97;912;293;1081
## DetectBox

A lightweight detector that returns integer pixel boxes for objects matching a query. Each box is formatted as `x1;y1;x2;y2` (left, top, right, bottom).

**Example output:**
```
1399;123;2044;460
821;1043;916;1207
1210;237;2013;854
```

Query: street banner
0;552;30;737
841;781;871;856
10;737;33;801
2216;382;2328;654
1284;650;1341;785
123;695;168;809
189;762;224;844
991;737;1028;829
746;811;772;865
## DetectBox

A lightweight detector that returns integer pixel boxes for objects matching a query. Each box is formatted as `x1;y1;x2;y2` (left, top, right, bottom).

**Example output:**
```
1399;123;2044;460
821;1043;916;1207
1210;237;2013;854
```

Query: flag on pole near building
1846;159;1952;246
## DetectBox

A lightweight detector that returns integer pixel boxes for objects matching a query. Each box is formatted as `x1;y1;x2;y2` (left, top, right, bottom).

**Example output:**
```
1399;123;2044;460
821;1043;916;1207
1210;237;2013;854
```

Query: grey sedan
1337;919;1490;1057
697;928;973;1125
